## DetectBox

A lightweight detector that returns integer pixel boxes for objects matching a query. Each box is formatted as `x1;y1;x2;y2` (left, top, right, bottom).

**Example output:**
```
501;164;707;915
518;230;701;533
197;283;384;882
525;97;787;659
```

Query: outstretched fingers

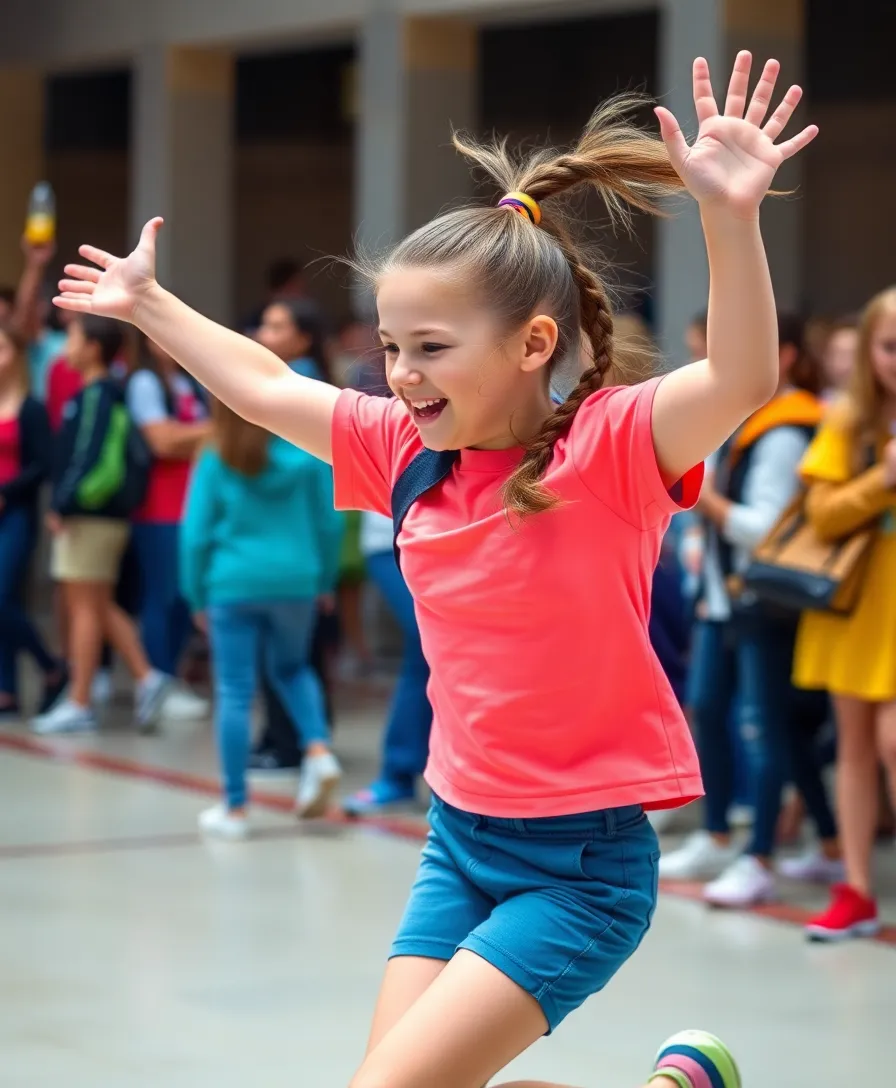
78;244;115;270
654;107;690;172
138;217;164;251
63;263;101;284
744;58;780;125
55;261;100;312
776;124;819;160
763;84;803;141
58;278;96;295
691;57;719;124
53;292;95;313
723;50;753;118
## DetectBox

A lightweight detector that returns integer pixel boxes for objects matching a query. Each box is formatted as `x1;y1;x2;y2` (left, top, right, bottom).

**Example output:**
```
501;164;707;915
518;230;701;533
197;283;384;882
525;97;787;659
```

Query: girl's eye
422;343;448;355
382;343;399;355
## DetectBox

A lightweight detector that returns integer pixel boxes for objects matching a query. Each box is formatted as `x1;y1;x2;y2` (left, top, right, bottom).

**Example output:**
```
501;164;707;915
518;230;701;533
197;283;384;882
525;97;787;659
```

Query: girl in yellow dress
794;286;896;940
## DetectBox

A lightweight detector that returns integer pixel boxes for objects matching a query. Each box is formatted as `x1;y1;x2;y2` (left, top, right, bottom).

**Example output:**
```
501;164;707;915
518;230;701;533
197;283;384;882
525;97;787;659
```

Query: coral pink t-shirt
332;376;704;817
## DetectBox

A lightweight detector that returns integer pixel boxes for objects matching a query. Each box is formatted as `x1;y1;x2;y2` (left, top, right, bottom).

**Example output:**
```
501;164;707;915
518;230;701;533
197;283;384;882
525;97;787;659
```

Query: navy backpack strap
391;448;460;565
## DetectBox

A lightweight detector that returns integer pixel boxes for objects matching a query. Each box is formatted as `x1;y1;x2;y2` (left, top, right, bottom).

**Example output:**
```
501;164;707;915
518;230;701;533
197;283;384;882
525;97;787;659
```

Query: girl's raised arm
651;52;818;481
54;219;340;464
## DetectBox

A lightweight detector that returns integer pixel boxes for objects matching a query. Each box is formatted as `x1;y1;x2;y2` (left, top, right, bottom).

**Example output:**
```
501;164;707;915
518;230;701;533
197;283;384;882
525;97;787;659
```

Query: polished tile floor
1;685;893;1087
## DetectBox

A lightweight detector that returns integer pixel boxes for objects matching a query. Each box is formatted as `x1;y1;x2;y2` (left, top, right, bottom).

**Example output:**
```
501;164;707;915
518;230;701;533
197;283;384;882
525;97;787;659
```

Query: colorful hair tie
498;191;542;226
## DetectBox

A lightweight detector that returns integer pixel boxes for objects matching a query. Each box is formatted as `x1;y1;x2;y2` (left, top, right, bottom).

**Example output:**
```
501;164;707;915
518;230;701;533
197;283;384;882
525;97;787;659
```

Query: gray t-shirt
126;369;206;426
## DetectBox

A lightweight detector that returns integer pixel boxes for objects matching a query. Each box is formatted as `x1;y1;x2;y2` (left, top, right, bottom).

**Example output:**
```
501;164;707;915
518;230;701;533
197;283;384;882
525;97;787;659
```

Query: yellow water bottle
25;182;56;246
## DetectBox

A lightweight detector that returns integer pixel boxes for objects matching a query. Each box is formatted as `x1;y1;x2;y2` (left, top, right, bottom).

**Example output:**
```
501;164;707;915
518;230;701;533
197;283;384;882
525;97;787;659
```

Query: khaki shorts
51;517;130;584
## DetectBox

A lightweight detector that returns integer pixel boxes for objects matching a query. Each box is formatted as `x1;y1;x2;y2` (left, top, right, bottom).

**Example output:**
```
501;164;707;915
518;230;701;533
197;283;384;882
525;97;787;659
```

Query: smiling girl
55;52;815;1088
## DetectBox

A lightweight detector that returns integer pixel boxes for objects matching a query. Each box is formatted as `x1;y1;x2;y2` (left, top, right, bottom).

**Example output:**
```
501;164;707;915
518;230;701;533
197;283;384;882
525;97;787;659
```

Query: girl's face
258;304;311;362
824;327;858;391
871;310;896;400
376;267;556;451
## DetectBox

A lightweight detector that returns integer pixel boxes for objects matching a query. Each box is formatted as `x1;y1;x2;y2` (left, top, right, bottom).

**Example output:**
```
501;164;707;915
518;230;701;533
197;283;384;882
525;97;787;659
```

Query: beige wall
0;70;44;287
47;151;130;281
46;105;896;334
803;100;896;316
45;141;354;327
0;0;653;65
236;141;355;324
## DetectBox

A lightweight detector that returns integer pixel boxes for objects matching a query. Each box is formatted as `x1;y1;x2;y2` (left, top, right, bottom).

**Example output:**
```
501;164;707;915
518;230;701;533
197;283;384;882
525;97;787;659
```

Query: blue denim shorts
391;794;660;1031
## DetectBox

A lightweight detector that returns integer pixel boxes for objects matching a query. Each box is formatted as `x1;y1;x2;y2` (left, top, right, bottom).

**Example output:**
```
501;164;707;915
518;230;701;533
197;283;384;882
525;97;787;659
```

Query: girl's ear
520;315;559;374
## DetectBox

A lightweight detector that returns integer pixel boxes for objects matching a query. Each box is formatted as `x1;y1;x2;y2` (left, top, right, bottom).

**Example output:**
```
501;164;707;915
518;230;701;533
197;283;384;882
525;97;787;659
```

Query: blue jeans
366;551;432;785
690;618;836;857
0;507;56;697
132;522;193;676
208;599;329;809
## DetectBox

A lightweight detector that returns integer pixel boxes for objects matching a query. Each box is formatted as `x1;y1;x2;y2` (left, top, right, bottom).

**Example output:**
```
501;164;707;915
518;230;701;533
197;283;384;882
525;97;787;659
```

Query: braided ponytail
370;94;686;519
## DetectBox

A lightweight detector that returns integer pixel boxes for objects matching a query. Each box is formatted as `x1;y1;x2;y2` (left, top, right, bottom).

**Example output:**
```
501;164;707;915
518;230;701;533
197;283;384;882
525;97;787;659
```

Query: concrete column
656;0;805;365
131;46;234;323
0;69;45;287
355;12;478;265
656;0;721;366
727;0;805;314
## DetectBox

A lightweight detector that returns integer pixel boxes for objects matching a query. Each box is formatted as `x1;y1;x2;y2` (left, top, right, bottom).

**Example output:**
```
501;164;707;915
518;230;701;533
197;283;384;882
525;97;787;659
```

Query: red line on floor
0;728;430;837
1;727;894;947
0;825;309;860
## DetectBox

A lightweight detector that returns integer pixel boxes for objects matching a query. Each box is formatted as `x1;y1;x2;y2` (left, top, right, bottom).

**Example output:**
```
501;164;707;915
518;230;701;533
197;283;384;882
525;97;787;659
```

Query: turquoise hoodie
179;436;345;612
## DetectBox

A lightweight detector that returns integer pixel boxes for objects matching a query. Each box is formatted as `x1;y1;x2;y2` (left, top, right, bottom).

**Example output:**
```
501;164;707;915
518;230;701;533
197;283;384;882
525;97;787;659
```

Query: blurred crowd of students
654;296;896;943
2;235;895;941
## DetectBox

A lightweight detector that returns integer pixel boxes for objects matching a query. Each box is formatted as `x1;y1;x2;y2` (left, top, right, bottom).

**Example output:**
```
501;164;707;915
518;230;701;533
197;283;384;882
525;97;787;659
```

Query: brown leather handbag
737;494;877;615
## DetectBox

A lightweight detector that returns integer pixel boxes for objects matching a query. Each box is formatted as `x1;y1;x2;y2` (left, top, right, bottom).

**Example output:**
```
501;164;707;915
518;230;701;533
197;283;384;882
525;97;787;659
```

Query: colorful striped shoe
649;1030;741;1088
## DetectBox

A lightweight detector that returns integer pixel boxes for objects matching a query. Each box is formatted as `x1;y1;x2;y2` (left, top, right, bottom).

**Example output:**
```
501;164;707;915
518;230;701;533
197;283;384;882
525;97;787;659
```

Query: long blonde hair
361;95;685;518
212;398;269;477
843;287;896;462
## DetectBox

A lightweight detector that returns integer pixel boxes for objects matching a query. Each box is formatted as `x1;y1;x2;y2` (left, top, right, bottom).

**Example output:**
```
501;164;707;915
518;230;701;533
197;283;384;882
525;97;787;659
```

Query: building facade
0;0;892;362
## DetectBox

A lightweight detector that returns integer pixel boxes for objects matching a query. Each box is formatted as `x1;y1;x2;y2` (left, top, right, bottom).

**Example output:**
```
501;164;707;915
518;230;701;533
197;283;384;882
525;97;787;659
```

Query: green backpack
76;399;152;515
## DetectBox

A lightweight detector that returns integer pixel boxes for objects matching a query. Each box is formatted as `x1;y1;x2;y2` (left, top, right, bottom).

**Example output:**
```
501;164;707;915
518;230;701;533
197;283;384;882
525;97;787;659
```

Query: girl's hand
54;217;164;324
655;51;818;219
193;612;208;635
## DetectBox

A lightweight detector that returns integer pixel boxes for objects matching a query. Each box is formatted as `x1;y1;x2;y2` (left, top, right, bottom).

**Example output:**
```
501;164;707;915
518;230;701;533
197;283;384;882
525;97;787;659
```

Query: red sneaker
806;883;880;942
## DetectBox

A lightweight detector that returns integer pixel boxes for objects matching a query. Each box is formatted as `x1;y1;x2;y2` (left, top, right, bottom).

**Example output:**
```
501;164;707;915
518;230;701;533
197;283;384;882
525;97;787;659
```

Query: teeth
411;398;445;409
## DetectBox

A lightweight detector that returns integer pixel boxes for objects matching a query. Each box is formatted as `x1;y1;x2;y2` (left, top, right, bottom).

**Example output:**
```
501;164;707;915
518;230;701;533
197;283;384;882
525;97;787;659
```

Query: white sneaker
135;670;170;733
704;855;777;907
31;698;97;735
199;804;249;840
161;682;210;721
658;830;739;881
727;803;755;828
778;848;845;884
296;752;343;818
